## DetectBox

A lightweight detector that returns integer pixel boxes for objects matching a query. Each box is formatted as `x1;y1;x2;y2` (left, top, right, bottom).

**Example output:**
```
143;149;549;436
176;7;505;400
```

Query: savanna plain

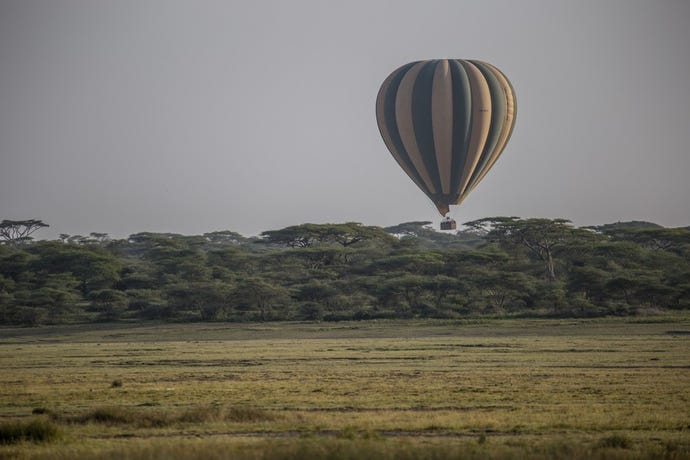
1;316;689;459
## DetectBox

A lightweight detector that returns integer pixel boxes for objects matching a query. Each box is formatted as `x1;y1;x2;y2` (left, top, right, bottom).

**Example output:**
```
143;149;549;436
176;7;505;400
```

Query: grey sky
1;0;689;239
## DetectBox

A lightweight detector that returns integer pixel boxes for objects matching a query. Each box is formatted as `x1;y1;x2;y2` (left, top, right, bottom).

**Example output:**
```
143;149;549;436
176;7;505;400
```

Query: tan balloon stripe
395;61;438;195
375;67;430;194
431;60;453;195
464;62;517;196
474;62;515;175
456;60;492;198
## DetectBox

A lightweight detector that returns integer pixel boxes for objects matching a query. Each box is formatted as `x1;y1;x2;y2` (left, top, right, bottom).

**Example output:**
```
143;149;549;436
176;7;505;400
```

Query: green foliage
261;223;394;248
89;289;128;321
385;220;484;249
0;218;688;325
232;277;291;321
465;217;600;282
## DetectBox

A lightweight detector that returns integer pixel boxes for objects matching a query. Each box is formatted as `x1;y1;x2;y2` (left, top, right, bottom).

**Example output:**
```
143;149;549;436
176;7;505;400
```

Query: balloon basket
440;218;457;231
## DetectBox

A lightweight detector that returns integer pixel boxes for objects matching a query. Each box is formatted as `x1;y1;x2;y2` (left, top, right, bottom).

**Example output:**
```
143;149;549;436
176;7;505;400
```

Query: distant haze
1;0;689;239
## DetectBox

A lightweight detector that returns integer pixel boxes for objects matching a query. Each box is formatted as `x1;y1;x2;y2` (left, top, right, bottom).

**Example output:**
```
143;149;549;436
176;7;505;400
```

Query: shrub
61;405;273;428
224;406;274;423
178;405;274;423
0;419;60;444
599;434;632;449
66;406;171;428
177;406;223;423
87;407;132;424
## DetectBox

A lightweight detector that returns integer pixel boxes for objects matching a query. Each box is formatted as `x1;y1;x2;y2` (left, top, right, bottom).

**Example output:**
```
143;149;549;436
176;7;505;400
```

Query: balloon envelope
376;59;516;216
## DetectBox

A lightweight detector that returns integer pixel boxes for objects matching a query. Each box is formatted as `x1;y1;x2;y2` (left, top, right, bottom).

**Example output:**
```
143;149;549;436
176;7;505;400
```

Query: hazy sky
1;1;689;239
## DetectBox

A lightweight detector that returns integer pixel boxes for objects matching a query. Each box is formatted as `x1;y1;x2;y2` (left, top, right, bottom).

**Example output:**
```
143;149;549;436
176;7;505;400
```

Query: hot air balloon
375;59;516;228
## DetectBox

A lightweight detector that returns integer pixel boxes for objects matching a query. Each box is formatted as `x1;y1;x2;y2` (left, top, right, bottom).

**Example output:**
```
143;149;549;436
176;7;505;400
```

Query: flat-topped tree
260;223;394;248
0;219;49;244
594;226;690;254
464;217;599;282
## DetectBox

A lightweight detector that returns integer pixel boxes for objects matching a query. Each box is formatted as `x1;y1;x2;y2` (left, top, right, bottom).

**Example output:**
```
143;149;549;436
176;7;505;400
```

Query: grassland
1;315;689;459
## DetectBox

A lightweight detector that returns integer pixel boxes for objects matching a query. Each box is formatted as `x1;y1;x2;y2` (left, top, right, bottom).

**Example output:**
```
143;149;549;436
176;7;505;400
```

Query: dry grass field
1;316;689;459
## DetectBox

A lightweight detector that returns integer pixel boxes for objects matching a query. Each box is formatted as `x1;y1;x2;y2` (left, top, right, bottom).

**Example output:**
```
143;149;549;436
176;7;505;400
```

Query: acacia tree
464;217;598;282
260;223;394;248
28;242;121;295
612;227;690;255
0;220;49;244
323;223;394;247
232;277;291;321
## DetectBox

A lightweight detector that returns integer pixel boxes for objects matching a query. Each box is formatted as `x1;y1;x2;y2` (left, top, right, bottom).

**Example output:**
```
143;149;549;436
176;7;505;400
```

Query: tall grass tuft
0;419;60;444
165;405;275;424
224;406;274;422
64;406;172;428
598;433;632;449
59;404;274;428
39;438;494;460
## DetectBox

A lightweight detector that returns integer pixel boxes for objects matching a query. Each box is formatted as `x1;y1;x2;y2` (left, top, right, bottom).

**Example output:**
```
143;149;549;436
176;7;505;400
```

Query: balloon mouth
435;203;450;217
435;193;469;216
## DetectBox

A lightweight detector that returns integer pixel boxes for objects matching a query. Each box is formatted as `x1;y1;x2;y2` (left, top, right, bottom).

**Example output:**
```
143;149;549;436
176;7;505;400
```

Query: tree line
0;218;688;326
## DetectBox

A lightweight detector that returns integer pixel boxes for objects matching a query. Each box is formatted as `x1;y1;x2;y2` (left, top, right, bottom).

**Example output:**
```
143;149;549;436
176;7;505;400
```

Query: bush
0;419;60;444
60;405;273;428
224;406;274;423
598;434;632;449
85;407;133;424
66;406;171;428
178;405;274;423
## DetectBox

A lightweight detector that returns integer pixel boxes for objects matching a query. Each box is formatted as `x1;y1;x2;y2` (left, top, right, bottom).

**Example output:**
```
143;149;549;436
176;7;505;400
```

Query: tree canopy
0;217;688;325
0;220;49;245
